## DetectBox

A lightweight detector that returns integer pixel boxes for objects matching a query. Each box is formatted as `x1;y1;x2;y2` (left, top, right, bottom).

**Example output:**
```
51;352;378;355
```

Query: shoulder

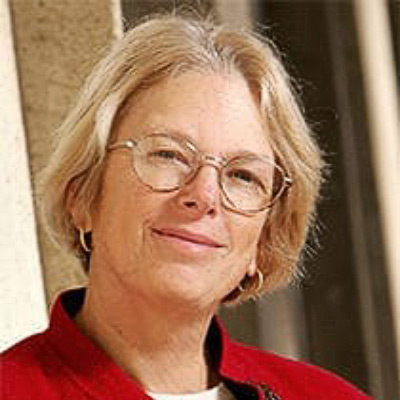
1;333;61;399
226;340;373;399
2;333;46;372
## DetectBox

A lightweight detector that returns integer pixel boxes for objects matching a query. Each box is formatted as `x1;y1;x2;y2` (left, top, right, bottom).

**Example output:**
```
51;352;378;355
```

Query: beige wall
10;0;122;304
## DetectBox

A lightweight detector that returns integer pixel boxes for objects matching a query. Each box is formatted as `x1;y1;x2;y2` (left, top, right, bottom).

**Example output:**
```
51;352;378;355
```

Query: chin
153;271;223;310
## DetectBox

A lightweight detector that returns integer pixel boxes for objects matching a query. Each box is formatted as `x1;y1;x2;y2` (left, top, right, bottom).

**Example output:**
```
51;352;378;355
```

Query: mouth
152;228;225;248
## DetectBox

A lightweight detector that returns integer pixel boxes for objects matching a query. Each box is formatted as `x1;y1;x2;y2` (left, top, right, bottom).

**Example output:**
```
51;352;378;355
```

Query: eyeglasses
107;133;292;214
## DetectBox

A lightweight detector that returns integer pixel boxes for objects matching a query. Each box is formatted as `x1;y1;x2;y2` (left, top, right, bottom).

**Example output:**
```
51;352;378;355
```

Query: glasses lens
132;135;197;191
222;157;285;212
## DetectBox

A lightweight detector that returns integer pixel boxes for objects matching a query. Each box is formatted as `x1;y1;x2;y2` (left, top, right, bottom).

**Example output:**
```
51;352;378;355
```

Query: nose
175;165;221;217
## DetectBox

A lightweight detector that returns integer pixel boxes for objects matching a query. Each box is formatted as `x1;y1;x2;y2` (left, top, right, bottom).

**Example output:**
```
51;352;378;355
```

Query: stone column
10;0;122;304
0;0;47;352
0;0;122;350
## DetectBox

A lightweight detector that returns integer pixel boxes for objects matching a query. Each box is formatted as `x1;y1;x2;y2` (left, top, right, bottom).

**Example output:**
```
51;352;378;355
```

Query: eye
153;150;178;160
231;169;253;183
227;169;266;190
148;148;189;166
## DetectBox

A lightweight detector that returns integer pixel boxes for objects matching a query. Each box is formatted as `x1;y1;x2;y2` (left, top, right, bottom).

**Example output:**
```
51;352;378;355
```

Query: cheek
92;170;160;255
213;217;265;288
231;216;266;255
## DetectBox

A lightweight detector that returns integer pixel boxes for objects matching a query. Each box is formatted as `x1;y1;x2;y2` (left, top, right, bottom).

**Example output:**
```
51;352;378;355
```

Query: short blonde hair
39;14;324;303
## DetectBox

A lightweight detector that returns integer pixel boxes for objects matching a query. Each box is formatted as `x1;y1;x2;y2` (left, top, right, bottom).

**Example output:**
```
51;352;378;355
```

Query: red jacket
1;289;372;399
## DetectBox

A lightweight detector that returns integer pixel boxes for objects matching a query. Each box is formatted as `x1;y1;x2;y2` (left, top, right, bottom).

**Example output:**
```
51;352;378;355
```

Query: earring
253;268;264;293
238;268;264;295
79;228;91;253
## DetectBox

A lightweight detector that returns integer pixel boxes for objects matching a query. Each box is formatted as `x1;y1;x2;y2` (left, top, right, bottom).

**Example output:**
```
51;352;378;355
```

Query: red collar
45;288;279;399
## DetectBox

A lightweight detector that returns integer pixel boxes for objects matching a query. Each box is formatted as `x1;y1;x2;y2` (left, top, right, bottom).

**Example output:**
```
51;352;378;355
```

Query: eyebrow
139;126;273;160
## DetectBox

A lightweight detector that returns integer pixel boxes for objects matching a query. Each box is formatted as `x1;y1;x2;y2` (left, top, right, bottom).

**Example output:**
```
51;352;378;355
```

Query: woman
2;15;372;400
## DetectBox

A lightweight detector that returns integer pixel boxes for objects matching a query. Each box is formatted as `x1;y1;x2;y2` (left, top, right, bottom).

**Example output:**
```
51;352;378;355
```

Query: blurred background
0;1;398;399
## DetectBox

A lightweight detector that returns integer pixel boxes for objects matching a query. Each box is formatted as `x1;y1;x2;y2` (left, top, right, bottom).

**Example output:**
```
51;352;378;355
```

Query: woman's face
88;71;273;308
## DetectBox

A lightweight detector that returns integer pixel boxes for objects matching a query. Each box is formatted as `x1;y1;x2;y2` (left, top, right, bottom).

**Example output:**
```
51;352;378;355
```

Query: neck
75;266;220;394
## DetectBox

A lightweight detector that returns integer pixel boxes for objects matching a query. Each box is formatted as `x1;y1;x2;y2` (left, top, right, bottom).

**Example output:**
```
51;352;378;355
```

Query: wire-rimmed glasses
107;133;292;214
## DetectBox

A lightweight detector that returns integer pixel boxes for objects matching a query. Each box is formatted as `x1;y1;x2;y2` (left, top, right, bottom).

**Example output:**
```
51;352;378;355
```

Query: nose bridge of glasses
186;153;223;196
198;153;225;171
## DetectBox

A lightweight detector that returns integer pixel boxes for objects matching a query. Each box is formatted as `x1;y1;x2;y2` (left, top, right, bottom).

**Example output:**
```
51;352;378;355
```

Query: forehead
116;71;272;157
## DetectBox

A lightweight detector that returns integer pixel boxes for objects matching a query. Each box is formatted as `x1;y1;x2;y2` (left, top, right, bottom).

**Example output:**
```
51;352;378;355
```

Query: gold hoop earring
79;228;91;253
238;269;264;295
254;268;264;293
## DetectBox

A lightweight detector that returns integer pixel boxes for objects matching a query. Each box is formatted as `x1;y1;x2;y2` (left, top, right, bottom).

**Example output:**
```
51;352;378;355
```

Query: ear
246;257;257;277
66;180;93;232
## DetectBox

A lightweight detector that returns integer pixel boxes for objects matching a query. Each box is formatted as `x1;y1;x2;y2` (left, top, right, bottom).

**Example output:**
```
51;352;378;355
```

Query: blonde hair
39;14;324;303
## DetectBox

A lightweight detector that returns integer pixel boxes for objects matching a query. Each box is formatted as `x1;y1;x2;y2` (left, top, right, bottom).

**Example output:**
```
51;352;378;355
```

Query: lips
152;228;225;248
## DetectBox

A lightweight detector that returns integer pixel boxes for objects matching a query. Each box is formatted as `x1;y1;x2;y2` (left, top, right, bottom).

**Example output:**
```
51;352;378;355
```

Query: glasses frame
107;133;292;215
